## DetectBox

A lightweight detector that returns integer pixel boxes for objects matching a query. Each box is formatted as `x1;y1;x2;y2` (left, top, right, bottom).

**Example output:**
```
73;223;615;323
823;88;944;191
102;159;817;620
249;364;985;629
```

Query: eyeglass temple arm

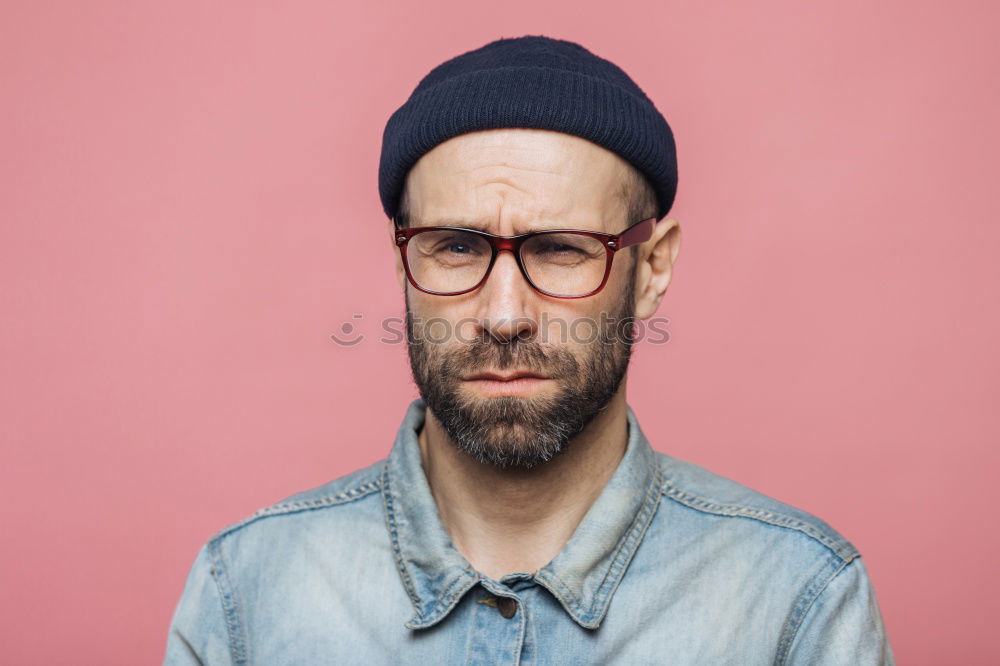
616;217;656;248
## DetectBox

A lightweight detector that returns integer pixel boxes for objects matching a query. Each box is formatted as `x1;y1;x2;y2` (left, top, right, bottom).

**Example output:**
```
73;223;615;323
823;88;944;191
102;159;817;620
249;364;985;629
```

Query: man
165;35;894;664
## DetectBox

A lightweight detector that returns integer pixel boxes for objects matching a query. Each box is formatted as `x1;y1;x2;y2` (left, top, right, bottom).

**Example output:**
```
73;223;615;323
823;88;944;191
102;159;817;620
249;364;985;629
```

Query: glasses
393;216;655;298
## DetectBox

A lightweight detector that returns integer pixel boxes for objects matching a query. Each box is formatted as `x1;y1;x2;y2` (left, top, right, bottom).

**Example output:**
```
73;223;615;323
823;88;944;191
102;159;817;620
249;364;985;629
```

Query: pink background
2;1;997;663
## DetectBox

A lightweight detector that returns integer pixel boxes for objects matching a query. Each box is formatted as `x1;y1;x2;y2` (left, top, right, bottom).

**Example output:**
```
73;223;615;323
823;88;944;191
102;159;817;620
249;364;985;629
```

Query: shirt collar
381;398;663;631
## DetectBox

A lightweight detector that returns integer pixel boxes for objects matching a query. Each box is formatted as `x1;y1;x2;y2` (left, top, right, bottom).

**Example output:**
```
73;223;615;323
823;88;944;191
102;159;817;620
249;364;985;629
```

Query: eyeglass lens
406;229;608;297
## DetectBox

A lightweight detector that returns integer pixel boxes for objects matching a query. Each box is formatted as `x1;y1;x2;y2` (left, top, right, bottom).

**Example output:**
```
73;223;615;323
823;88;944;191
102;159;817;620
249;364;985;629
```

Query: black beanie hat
378;35;678;223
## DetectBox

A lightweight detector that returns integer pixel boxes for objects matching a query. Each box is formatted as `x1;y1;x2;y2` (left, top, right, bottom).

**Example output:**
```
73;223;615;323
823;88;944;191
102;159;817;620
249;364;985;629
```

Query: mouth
463;370;552;396
465;370;548;382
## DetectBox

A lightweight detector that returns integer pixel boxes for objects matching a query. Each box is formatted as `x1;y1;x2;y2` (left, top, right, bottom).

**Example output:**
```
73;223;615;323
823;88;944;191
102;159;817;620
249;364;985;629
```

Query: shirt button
496;596;517;619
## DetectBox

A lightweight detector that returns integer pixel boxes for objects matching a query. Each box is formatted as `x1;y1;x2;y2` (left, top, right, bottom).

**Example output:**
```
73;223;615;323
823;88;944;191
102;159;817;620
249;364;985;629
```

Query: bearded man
165;34;893;665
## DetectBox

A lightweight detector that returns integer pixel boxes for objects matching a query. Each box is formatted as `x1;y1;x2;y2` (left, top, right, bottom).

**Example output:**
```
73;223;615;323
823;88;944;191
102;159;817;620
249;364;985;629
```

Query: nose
475;249;538;343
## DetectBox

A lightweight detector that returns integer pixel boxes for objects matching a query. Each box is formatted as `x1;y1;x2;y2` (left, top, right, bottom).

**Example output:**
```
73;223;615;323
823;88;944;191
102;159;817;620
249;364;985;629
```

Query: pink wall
2;1;997;663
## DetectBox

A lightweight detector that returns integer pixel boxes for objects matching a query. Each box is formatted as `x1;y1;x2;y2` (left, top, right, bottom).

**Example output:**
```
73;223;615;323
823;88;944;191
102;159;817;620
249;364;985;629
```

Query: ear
389;220;407;291
633;218;681;320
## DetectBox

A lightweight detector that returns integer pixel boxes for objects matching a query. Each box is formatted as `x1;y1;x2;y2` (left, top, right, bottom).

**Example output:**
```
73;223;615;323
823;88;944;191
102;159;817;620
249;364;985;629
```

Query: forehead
404;129;630;231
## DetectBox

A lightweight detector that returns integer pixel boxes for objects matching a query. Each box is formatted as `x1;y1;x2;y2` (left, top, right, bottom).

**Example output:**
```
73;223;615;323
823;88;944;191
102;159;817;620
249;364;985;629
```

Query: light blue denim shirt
165;399;894;665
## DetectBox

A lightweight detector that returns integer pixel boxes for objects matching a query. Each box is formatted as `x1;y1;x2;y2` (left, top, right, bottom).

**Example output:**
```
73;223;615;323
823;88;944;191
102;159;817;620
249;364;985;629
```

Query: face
397;129;644;470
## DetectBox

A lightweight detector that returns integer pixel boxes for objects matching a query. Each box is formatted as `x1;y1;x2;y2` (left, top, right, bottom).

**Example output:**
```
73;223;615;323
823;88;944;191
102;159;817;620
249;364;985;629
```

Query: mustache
435;335;578;377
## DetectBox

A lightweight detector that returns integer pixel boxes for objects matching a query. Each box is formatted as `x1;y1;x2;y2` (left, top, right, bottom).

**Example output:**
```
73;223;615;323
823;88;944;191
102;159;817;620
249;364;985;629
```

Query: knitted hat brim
378;66;677;222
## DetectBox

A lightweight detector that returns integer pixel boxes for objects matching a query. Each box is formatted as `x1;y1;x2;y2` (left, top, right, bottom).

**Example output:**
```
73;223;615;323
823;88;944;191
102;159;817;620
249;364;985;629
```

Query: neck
417;386;629;582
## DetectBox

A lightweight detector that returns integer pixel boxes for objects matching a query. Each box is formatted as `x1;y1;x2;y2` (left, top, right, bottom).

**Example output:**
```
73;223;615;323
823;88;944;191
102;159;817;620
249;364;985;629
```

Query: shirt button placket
470;588;526;665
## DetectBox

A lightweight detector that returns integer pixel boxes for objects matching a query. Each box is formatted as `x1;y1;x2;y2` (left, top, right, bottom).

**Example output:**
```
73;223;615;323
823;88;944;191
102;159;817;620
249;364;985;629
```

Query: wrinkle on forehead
404;129;630;233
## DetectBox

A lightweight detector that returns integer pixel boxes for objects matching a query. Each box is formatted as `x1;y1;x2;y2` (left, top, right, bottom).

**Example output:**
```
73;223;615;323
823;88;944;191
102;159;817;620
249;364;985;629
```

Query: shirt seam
773;555;855;665
591;459;664;623
582;458;664;625
207;538;249;666
207;473;383;544
659;480;858;561
383;458;482;630
200;473;383;664
381;458;423;620
531;450;664;629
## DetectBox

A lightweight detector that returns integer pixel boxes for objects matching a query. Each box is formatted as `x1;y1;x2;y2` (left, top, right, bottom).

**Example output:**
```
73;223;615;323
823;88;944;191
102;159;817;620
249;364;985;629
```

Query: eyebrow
417;218;493;231
416;218;606;234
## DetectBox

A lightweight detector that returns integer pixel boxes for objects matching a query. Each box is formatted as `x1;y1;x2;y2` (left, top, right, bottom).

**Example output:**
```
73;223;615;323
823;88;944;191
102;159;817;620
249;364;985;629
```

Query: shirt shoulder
653;451;859;562
206;456;386;548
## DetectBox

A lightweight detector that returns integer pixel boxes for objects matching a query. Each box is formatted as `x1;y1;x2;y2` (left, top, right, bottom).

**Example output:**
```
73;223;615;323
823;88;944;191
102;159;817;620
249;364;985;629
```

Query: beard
405;259;638;470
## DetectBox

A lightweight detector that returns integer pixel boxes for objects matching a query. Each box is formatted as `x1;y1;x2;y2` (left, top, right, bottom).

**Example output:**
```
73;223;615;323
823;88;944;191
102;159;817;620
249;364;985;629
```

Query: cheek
538;306;613;349
408;297;479;348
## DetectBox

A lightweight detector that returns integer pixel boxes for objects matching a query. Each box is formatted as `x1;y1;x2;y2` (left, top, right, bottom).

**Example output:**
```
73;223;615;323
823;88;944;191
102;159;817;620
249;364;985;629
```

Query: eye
443;242;474;254
427;233;484;256
533;239;588;255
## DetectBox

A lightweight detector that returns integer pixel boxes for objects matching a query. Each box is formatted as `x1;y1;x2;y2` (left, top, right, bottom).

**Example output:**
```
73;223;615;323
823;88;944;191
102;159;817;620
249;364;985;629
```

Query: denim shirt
164;399;894;665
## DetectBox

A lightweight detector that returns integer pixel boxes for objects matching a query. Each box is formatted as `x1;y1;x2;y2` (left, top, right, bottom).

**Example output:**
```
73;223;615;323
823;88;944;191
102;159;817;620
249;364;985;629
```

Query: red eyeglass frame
392;216;656;298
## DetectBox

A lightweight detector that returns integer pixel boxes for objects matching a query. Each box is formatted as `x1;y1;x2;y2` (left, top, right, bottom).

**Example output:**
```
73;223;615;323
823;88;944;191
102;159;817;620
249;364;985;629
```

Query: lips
465;371;548;382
